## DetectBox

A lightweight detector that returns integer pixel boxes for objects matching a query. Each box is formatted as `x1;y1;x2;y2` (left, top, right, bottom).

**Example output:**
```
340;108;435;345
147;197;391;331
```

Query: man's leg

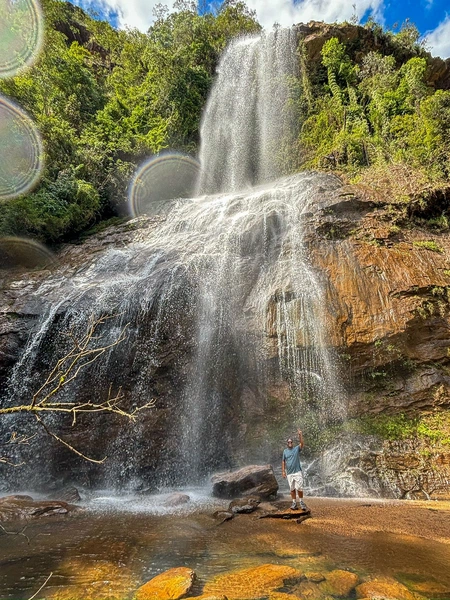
295;473;308;510
287;474;298;509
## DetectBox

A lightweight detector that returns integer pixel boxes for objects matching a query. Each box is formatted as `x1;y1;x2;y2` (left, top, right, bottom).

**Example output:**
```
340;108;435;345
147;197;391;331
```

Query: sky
68;0;450;59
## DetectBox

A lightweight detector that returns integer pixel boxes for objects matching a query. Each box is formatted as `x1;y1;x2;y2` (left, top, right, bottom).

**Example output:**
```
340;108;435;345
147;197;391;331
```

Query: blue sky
67;0;450;58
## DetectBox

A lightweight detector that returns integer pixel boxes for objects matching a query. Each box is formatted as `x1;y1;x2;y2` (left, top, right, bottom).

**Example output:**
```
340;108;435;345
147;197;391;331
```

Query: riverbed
1;494;450;599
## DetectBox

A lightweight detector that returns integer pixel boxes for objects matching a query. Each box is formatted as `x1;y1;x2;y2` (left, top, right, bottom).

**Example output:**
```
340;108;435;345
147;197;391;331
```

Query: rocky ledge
0;494;81;522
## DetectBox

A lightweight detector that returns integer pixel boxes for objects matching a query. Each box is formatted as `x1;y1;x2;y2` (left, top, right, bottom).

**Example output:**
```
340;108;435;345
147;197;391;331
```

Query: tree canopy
1;3;449;245
0;0;260;244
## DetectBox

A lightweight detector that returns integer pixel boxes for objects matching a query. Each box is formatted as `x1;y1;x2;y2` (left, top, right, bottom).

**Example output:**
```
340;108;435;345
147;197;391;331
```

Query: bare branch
0;523;30;544
1;313;154;465
35;415;107;464
28;572;53;600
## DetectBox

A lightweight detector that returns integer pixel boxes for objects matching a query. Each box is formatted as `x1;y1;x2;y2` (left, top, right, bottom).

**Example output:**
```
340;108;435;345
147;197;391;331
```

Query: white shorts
287;471;303;492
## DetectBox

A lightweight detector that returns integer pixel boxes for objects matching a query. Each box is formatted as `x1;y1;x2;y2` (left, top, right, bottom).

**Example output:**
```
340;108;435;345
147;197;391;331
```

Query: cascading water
198;28;299;193
1;28;345;491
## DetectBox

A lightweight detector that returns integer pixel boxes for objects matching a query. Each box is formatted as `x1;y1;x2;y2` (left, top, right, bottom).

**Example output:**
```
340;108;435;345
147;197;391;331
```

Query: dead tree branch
1;314;154;464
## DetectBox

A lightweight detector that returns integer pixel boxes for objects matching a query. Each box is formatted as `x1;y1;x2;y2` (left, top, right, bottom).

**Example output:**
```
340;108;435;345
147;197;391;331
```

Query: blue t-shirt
282;445;302;475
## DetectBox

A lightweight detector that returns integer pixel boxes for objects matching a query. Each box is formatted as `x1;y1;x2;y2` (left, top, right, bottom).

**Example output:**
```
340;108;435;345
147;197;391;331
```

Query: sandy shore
301;496;450;545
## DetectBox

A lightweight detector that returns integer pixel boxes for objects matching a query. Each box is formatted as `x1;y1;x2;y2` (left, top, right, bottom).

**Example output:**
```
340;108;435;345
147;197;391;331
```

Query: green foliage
0;171;101;242
299;30;450;187
354;411;450;445
0;0;260;244
412;240;443;252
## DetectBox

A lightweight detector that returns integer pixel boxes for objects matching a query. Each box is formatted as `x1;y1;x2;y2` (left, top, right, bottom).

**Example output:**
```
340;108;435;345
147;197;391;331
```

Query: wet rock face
305;183;450;416
1;176;450;495
308;436;450;499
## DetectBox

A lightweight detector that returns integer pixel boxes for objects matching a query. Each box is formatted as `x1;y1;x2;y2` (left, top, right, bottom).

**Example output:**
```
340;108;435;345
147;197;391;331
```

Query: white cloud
426;16;450;58
75;0;386;32
244;0;385;29
109;0;176;30
74;0;174;30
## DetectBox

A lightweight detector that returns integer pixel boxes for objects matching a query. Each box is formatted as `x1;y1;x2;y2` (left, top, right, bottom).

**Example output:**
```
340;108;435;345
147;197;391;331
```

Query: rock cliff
1;174;449;498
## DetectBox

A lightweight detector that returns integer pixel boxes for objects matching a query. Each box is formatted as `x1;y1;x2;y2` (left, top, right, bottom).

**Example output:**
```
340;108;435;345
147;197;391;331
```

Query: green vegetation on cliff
297;24;450;205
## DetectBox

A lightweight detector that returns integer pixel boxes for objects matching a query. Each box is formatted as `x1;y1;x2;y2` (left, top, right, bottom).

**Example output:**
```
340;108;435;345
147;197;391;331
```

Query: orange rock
135;567;195;600
202;564;303;600
356;578;422;600
319;569;359;597
187;596;228;600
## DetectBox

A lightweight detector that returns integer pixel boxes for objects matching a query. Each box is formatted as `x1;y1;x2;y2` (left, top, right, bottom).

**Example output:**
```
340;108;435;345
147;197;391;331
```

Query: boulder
53;486;81;503
135;567;195;600
211;465;278;499
202;564;303;600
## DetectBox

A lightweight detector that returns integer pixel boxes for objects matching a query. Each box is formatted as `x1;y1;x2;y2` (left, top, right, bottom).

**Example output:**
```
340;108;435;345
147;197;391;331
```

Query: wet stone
135;567;195;600
165;493;190;507
229;495;260;514
319;569;359;597
356;578;424;600
202;564;303;599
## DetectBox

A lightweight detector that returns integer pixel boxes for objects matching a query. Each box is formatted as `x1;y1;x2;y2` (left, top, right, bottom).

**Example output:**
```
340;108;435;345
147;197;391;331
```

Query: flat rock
0;495;80;522
135;567;195;600
228;496;260;514
211;465;278;499
203;564;303;599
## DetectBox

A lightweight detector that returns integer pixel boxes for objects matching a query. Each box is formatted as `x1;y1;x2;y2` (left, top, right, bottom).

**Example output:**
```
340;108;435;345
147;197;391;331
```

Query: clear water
1;497;449;599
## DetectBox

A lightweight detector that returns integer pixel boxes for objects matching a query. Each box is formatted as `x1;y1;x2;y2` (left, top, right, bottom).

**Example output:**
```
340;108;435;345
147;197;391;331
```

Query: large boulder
211;465;278;499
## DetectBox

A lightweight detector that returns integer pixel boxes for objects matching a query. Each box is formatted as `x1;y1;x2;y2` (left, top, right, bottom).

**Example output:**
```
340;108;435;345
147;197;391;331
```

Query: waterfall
1;28;345;491
198;28;299;194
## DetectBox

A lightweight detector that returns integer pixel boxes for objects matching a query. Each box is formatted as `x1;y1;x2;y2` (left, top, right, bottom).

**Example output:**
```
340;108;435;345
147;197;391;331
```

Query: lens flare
0;96;43;200
0;236;56;270
129;153;201;218
0;0;43;78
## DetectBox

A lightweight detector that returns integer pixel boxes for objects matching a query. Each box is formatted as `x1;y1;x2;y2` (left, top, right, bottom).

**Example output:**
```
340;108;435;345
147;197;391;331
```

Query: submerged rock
211;465;278;499
202;564;303;599
135;566;195;600
319;569;360;597
356;578;423;600
164;493;190;507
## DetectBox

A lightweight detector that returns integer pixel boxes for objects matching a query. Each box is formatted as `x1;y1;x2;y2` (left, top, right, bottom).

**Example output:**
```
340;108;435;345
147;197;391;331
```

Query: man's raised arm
298;429;304;449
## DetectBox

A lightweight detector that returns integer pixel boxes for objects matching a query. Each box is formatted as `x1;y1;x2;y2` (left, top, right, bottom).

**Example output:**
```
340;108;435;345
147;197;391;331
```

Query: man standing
282;429;308;510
